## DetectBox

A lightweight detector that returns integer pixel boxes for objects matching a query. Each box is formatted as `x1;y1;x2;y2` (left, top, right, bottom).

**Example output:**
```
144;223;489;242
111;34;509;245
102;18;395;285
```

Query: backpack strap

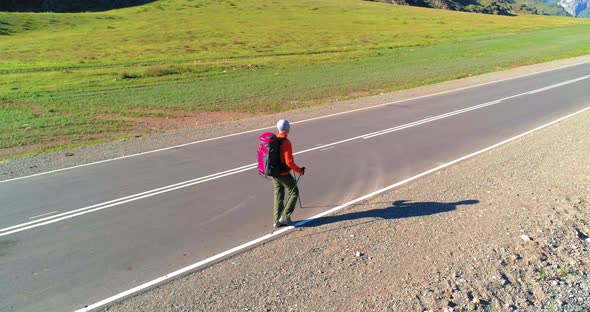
276;138;290;173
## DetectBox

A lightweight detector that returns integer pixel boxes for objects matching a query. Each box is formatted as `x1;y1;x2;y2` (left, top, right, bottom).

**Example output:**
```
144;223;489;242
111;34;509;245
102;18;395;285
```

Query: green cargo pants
272;174;299;223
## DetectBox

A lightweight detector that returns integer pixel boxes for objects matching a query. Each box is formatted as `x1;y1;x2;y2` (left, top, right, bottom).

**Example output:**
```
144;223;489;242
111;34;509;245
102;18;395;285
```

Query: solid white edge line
3;59;590;184
3;75;589;236
76;105;590;312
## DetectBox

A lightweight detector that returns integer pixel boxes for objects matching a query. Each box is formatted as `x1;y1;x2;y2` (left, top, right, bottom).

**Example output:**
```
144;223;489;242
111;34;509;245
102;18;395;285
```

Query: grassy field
1;0;590;158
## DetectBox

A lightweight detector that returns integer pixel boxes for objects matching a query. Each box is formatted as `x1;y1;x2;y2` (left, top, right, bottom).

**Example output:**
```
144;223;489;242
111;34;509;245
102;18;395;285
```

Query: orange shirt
277;132;302;175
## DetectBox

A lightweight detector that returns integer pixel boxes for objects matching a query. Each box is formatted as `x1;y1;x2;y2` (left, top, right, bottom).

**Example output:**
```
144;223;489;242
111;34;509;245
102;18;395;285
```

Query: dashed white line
527;75;589;95
28;211;58;220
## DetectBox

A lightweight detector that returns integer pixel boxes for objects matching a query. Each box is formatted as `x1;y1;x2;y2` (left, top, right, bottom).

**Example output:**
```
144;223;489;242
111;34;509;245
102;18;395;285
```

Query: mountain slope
558;0;588;16
369;0;569;16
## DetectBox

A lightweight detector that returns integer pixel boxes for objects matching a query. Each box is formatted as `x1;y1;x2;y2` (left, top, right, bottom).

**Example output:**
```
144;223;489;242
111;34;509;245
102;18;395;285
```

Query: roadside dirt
0;107;255;159
108;103;590;310
98;109;257;131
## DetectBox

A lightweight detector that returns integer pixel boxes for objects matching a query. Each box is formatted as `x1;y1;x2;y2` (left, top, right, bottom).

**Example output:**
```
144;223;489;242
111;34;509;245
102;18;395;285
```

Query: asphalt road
1;62;590;311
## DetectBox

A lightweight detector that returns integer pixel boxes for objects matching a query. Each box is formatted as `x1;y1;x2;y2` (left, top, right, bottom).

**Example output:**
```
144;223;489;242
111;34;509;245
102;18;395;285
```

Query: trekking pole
285;172;304;209
295;173;303;209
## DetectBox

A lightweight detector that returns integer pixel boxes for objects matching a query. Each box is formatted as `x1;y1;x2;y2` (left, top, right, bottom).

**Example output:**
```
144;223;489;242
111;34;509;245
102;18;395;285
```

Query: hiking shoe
279;217;294;226
273;221;282;229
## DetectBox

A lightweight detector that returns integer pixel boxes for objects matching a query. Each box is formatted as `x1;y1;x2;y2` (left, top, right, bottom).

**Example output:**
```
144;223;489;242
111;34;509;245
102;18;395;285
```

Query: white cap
277;119;290;132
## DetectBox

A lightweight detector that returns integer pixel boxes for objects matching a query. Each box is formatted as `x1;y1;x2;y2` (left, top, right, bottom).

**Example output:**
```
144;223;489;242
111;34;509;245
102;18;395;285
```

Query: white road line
0;164;256;236
0;163;256;233
76;104;590;312
361;100;503;139
2;75;588;237
527;75;589;95
28;211;58;220
2;60;589;184
0;166;257;238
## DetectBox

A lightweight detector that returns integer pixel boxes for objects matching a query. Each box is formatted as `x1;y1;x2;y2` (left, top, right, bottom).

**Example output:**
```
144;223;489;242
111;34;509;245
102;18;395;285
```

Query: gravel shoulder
2;55;590;181
109;107;590;311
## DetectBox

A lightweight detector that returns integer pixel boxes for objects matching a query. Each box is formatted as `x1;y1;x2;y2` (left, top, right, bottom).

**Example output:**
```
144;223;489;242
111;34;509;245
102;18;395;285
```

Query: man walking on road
273;119;305;229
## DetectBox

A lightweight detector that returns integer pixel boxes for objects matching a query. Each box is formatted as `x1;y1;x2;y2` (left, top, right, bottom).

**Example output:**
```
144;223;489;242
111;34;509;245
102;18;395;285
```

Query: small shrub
145;65;166;76
120;71;137;79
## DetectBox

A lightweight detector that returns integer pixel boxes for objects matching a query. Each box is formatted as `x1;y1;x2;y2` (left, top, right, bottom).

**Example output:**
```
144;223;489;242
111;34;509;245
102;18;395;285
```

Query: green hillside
1;0;590;158
0;0;155;12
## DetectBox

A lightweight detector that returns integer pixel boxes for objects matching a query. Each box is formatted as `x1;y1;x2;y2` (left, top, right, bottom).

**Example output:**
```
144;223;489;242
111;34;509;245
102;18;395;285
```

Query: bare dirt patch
0;101;44;115
0;132;128;159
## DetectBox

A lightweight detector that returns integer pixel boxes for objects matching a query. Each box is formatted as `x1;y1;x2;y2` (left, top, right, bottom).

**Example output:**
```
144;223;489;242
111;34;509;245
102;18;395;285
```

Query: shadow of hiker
301;199;479;228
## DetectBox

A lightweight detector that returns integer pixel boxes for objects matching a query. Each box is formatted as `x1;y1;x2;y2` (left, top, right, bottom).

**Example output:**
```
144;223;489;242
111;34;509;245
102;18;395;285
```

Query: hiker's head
277;119;290;134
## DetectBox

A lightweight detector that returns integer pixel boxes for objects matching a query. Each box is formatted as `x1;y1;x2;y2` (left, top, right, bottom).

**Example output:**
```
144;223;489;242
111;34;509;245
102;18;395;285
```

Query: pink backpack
257;132;285;177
